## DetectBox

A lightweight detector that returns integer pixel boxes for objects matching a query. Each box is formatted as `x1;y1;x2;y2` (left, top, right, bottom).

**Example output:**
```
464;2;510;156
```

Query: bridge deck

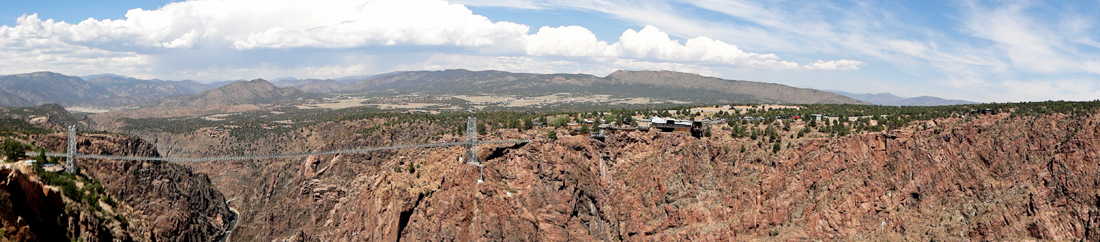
28;139;530;163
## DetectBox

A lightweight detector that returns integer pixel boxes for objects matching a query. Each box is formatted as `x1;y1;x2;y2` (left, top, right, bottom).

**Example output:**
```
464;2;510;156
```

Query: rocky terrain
1;132;234;241
138;109;1099;241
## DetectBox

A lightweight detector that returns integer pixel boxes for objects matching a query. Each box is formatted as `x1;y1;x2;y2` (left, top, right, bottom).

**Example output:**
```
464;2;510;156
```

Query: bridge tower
466;117;483;182
466;117;478;165
66;125;77;174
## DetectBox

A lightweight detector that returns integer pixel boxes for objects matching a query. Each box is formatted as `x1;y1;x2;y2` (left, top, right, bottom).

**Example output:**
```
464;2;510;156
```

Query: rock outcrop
72;134;234;242
0;133;234;241
175;111;1100;241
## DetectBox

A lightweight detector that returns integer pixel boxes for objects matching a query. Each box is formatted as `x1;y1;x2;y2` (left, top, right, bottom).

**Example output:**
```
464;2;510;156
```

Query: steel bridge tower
466;117;483;182
66;125;77;174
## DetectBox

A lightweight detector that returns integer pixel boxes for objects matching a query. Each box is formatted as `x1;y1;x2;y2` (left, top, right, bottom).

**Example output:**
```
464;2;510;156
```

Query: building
650;117;705;137
970;109;998;115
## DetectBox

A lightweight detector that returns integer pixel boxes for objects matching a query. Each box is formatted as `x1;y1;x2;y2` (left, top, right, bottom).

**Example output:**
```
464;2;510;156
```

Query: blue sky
1;0;1099;102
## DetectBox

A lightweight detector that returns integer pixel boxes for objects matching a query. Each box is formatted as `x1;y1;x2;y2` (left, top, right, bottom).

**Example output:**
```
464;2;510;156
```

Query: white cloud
524;26;612;57
231;0;531;49
0;0;863;84
524;25;857;70
802;59;864;70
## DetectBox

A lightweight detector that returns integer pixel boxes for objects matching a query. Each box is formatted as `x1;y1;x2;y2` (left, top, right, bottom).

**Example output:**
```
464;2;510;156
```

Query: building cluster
563;116;706;139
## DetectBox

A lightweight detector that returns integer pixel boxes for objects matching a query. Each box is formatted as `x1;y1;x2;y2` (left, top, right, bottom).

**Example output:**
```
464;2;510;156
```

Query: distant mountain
86;75;190;105
0;72;114;106
156;79;306;108
0;89;33;107
333;72;406;83
606;70;863;104
271;76;299;83
80;73;129;80
272;79;347;93
171;80;223;94
894;96;977;106
345;69;865;104
830;91;976;106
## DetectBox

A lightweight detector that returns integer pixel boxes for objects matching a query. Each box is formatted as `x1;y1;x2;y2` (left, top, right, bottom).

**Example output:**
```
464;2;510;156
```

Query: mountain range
343;69;864;104
2;70;878;108
0;72;114;106
829;90;976;106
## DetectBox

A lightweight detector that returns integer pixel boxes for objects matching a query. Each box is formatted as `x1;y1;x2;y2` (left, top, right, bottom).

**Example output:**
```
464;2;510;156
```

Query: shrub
2;139;29;162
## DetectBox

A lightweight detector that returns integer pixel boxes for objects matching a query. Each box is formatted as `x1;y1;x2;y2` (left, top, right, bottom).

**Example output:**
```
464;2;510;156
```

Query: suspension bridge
34;117;526;182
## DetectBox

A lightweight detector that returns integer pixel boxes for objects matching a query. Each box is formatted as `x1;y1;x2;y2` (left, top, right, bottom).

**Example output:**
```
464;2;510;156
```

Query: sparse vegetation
2;139;28;162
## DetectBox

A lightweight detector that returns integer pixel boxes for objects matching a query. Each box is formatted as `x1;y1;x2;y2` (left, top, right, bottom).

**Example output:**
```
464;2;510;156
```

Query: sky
2;0;1100;102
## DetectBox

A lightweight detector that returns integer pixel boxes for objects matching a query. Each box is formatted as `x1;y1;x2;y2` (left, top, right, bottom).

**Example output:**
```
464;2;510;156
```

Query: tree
772;142;782;153
548;130;558;140
2;139;29;162
477;122;487;135
836;124;851;136
522;119;533;130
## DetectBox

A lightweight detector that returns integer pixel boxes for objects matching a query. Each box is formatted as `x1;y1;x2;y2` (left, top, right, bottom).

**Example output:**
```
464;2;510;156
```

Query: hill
0;103;84;131
155;79;305;108
346;69;865;104
830;91;976;106
894;95;978;106
605;70;862;104
0;72;114;106
0;89;33;107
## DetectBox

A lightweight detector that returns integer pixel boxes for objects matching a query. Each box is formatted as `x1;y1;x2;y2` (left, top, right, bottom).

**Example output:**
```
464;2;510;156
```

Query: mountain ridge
155;78;305;108
345;69;867;104
0;72;114;106
829;90;976;106
5;70;873;107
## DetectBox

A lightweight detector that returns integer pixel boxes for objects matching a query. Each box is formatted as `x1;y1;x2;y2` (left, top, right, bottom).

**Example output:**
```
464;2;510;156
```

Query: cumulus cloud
231;0;531;49
0;0;862;82
524;26;613;57
524;25;859;70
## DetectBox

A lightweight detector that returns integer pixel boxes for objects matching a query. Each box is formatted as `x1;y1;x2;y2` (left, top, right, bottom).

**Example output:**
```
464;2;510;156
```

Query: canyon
162;110;1099;240
3;101;1099;240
